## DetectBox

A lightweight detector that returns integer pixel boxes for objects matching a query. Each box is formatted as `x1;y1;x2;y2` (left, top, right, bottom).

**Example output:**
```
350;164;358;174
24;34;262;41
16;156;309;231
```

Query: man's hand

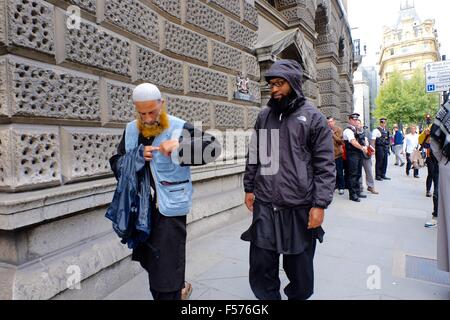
144;146;160;162
159;139;180;157
308;208;325;229
362;146;368;154
245;193;255;213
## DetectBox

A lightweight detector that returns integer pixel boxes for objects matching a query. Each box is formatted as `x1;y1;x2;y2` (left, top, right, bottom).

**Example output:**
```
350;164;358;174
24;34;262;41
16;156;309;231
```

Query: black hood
265;60;305;99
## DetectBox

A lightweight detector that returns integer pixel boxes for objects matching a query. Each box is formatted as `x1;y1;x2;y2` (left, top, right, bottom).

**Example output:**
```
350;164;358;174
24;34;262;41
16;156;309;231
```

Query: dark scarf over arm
177;123;222;166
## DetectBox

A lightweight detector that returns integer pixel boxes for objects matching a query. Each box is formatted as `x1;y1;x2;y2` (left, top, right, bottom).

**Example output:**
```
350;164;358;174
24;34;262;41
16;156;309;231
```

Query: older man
327;117;345;195
109;83;221;300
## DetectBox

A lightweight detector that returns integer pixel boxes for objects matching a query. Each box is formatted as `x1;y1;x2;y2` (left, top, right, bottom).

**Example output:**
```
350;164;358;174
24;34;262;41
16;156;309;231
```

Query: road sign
425;61;450;93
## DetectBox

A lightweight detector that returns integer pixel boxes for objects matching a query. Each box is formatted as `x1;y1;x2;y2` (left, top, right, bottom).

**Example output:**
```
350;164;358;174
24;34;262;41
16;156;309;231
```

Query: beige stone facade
379;1;440;84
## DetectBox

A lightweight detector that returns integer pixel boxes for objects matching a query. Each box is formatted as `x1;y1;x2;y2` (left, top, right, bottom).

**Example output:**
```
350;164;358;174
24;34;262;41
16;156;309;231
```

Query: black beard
271;93;296;115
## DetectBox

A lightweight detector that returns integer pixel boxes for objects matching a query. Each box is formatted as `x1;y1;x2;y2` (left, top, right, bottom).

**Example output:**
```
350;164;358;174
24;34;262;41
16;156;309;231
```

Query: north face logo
297;116;307;122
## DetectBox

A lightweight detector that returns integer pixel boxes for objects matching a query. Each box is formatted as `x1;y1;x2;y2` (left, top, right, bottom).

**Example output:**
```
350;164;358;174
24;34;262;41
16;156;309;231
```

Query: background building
0;0;357;299
353;65;379;130
378;0;440;84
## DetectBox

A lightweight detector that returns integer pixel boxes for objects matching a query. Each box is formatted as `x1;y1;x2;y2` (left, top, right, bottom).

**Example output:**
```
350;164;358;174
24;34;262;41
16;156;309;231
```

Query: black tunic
241;199;324;255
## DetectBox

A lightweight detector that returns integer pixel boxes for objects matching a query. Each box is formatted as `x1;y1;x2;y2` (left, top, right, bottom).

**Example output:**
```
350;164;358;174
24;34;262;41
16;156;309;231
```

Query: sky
347;0;450;67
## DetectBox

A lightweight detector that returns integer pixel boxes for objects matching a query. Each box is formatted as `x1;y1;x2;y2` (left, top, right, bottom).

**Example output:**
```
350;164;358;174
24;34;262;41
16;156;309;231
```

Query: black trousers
347;152;363;199
406;153;419;177
426;156;438;192
335;157;346;190
375;147;388;178
427;156;440;217
132;210;187;301
150;286;181;300
249;241;317;300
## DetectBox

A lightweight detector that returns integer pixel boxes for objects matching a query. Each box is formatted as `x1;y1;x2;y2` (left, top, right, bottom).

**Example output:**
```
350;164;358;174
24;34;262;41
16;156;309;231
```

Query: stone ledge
11;231;130;300
0;161;246;230
0;178;117;230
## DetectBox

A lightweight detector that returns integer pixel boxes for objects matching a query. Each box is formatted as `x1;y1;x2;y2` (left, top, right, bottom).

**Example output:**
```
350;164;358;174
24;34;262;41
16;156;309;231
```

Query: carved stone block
214;104;245;129
101;78;135;124
228;19;257;50
186;0;226;37
243;1;258;28
212;41;242;72
209;0;240;17
246;106;260;129
104;0;159;44
60;127;123;182
151;0;180;19
67;0;96;14
6;0;55;55
166;95;211;128
164;21;208;62
136;45;184;91
187;65;228;98
244;53;260;78
0;59;8;117
64;19;131;76
3;56;100;120
0;125;61;191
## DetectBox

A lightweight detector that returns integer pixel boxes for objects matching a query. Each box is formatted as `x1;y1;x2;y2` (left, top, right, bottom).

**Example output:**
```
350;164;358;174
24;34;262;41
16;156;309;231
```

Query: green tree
374;68;440;126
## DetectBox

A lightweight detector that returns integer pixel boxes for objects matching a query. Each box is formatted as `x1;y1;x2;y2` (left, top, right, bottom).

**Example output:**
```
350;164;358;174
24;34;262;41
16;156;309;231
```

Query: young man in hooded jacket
241;60;336;300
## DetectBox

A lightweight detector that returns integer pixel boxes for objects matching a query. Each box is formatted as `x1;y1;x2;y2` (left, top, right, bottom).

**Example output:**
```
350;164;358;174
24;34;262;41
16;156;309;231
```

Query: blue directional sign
425;61;450;93
427;84;436;92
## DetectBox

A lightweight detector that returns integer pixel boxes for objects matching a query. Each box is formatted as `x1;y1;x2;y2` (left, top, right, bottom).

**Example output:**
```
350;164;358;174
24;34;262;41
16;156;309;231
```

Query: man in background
328;117;345;195
393;124;405;167
372;118;391;181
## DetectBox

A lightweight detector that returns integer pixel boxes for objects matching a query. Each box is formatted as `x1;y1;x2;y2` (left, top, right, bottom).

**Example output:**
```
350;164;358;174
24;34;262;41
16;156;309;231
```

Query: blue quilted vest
125;116;193;217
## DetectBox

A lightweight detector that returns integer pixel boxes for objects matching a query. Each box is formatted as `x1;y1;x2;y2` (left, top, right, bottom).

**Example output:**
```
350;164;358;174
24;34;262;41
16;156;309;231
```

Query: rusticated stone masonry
0;0;261;193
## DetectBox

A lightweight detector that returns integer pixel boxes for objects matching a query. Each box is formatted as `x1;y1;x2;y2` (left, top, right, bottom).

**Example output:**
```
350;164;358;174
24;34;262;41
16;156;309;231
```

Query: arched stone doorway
255;28;317;106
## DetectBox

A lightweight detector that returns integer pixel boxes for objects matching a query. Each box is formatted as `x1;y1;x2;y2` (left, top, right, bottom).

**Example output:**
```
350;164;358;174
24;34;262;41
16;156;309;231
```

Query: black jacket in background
244;60;336;209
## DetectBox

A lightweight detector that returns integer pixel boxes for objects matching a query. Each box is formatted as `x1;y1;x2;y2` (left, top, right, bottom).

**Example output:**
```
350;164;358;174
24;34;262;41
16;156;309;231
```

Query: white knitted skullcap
132;83;162;102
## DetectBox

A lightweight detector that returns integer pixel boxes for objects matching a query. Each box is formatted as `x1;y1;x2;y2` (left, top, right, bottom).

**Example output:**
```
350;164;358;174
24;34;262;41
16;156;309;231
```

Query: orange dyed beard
137;110;170;138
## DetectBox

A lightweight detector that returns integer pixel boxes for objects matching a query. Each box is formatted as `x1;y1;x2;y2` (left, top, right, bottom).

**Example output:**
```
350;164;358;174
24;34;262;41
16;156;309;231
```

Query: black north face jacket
244;60;335;209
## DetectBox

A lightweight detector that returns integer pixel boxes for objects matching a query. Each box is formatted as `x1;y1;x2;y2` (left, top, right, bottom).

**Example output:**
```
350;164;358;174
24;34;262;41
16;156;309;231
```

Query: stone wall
0;0;260;299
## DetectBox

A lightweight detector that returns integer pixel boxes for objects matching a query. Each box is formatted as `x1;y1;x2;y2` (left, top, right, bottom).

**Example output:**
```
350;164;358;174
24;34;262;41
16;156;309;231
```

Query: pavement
105;156;450;300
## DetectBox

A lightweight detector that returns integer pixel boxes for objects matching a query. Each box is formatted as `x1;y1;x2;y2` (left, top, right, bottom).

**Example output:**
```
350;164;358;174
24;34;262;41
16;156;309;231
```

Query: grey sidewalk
105;157;450;300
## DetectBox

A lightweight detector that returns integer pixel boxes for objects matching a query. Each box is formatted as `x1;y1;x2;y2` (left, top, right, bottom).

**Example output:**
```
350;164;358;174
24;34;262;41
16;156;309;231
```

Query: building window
390;48;395;56
265;0;276;7
353;39;360;56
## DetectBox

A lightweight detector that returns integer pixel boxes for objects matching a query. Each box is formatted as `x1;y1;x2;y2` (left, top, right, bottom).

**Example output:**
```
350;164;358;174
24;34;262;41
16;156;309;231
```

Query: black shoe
350;197;361;202
376;177;383;181
400;163;405;167
426;191;432;197
382;176;391;180
414;175;420;179
357;194;367;199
